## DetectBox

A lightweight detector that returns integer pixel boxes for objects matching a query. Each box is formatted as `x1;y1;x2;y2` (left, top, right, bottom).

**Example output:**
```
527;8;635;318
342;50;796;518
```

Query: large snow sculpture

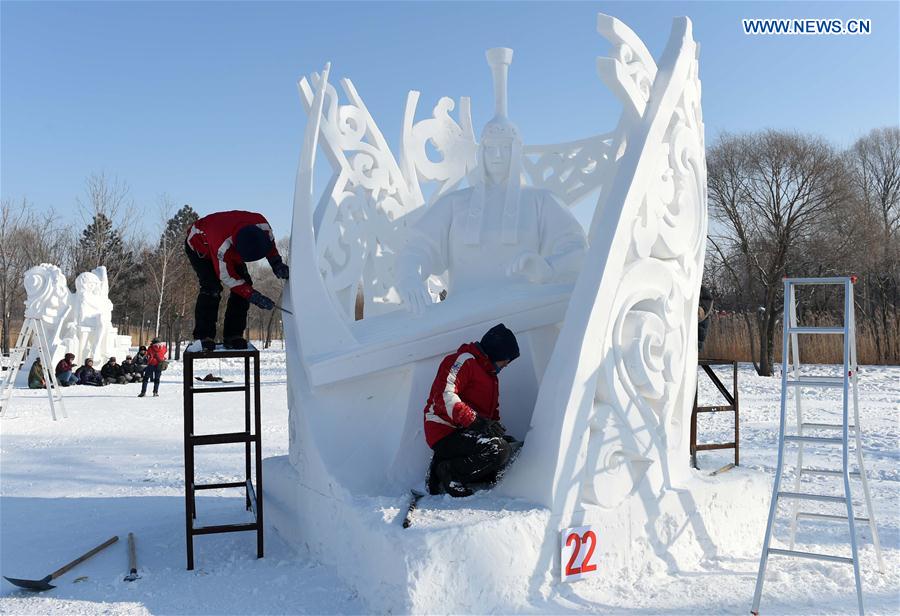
266;14;769;613
16;264;132;385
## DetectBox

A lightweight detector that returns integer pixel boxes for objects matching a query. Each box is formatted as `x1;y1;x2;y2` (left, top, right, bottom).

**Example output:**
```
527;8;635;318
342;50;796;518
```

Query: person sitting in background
138;338;168;398
134;346;149;368
75;358;104;387
698;285;714;352
28;357;46;389
55;353;78;386
121;356;140;383
101;357;127;385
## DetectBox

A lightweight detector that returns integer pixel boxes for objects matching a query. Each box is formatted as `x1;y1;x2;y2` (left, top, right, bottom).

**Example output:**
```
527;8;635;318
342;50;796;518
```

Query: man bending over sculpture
424;324;521;497
185;210;290;350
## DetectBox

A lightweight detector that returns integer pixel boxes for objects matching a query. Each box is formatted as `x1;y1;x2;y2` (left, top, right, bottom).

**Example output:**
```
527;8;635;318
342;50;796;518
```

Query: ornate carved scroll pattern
582;27;706;509
596;14;658;119
299;74;475;318
521;134;617;207
401;92;477;206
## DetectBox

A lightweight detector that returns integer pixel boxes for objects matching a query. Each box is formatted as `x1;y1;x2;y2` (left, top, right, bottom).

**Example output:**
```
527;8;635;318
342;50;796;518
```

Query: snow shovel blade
4;535;118;593
3;575;55;591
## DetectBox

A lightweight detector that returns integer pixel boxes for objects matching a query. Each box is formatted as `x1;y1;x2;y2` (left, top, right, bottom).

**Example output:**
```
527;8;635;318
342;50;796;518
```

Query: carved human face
75;272;101;296
483;139;512;184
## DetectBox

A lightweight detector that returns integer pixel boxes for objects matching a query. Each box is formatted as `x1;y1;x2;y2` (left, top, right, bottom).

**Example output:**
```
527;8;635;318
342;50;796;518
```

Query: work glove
469;416;506;438
272;261;290;280
248;290;275;310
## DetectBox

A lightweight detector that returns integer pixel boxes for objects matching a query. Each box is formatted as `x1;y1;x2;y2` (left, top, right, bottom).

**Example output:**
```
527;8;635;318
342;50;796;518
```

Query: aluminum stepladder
0;317;67;421
751;277;883;615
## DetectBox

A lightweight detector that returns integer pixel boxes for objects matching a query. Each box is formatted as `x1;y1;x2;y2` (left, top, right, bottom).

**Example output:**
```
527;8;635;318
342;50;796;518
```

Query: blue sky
2;1;898;240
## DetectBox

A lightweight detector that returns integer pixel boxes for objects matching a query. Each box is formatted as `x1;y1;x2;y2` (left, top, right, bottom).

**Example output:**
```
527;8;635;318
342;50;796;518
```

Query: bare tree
846;126;900;361
0;199;73;354
144;196;178;337
707;130;848;375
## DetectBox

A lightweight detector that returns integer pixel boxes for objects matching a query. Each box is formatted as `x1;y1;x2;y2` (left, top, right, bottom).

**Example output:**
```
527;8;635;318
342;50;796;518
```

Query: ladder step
796;512;870;523
784;435;843;444
777;491;845;503
785;378;844;388
800;468;861;477
768;547;853;564
787;326;844;335
801;422;856;431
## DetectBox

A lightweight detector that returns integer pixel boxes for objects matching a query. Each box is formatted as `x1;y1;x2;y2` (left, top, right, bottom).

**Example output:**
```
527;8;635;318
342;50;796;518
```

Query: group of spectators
28;339;168;397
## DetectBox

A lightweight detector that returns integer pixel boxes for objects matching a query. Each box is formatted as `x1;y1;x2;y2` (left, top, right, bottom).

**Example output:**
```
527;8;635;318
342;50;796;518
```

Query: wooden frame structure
690;358;739;470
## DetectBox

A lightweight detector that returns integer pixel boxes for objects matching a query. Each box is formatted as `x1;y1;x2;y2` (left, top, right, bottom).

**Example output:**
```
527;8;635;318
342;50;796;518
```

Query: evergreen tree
75;212;134;319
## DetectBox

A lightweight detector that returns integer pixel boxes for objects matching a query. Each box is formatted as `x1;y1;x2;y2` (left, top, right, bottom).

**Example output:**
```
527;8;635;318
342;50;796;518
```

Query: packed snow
1;348;898;614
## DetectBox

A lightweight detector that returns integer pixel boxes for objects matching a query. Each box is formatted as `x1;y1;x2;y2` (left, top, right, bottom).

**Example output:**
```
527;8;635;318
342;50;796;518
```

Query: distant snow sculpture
267;13;727;613
17;264;132;385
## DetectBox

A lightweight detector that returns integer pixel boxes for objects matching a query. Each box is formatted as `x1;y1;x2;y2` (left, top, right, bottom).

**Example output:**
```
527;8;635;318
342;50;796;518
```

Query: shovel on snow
4;535;119;591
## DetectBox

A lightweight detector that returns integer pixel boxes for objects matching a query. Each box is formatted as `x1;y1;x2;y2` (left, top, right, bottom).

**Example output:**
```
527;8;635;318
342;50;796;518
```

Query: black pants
427;428;511;495
141;364;162;394
185;241;252;340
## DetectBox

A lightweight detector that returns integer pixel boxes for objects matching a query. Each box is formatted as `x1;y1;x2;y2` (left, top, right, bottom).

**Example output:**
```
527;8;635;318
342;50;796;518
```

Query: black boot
200;338;216;352
435;461;473;498
223;336;248;350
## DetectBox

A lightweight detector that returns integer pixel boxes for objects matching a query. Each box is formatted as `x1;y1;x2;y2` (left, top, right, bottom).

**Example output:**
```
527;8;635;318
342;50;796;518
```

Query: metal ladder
0;317;67;421
751;277;883;615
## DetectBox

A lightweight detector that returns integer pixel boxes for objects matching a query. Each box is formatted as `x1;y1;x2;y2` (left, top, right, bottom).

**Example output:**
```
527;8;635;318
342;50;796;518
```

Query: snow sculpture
267;14;767;613
71;269;116;362
16;264;131;385
395;48;588;311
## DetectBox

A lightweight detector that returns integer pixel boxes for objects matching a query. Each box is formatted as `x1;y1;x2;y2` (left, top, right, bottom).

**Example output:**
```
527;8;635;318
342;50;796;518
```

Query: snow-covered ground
1;348;898;615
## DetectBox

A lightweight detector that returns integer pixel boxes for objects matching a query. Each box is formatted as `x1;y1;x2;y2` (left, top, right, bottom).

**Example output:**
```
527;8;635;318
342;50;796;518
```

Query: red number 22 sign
560;526;599;582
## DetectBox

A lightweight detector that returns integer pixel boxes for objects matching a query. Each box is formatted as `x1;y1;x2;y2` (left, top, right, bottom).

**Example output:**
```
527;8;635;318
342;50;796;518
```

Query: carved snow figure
72;268;115;361
15;264;131;386
396;48;587;313
266;14;770;614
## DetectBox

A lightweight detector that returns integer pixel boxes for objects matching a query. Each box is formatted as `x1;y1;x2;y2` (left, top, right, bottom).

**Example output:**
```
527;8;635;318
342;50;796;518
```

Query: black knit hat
480;323;520;363
235;225;272;262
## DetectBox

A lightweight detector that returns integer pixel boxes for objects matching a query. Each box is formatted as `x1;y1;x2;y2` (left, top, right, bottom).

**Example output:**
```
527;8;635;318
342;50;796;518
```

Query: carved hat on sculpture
468;47;524;246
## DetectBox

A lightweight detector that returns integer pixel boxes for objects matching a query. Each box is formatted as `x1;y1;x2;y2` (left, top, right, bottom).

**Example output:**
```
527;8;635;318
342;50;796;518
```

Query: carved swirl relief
300;73;480;318
522;134;617;207
583;29;706;510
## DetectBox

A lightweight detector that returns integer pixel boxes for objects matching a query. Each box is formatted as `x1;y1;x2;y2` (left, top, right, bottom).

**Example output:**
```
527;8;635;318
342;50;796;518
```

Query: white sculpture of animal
265;14;760;614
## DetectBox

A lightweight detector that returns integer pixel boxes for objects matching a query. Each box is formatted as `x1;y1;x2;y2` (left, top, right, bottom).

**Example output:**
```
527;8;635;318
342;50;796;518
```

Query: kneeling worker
424;323;520;497
185;210;289;351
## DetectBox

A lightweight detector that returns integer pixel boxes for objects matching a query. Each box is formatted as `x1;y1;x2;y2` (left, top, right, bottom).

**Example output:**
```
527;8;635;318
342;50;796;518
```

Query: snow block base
264;455;770;614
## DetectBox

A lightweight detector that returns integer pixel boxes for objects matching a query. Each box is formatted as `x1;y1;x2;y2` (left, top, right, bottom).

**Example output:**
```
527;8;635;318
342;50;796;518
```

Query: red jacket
146;343;167;367
423;343;499;448
186;210;281;299
55;358;74;375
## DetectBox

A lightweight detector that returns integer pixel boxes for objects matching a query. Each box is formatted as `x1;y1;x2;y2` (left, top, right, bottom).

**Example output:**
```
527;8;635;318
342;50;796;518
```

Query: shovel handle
127;533;137;573
50;536;119;580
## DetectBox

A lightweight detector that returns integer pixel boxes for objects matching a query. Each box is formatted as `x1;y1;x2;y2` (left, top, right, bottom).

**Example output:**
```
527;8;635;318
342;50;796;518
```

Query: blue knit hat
235;225;272;262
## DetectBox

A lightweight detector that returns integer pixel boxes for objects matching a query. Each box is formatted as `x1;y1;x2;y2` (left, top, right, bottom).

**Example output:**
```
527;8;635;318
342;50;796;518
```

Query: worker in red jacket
185;210;289;350
138;338;168;397
423;323;520;497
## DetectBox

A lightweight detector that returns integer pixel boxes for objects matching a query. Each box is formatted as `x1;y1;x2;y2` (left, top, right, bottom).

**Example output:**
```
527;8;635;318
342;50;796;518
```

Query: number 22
564;530;598;576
